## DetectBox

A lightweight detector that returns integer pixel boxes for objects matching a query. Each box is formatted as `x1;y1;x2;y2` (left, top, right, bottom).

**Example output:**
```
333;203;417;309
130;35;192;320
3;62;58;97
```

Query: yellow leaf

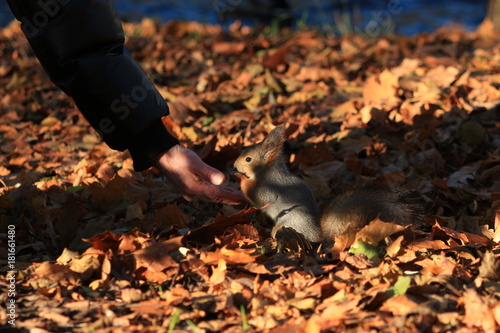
182;126;198;142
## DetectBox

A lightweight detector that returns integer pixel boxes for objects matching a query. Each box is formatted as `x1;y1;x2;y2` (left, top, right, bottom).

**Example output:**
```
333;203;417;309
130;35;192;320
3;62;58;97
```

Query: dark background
0;0;489;35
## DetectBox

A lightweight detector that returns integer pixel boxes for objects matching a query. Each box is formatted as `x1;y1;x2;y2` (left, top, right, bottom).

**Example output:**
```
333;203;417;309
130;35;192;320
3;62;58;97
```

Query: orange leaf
154;203;188;228
201;246;257;265
432;222;490;245
184;206;257;244
362;70;399;106
83;231;121;252
379;295;418;316
33;262;80;286
419;252;456;276
355;218;409;246
212;41;246;55
209;259;227;284
262;44;288;70
463;288;497;333
134;242;180;272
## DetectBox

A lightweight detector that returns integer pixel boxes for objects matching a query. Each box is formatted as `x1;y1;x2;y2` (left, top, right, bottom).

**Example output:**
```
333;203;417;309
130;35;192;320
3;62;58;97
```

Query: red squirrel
234;125;422;242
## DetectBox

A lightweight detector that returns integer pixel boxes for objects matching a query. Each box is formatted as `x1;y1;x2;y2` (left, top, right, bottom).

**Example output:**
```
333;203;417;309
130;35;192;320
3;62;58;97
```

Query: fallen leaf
362;69;400;106
134;242;180;272
83;231;121;252
432;222;490;245
379;294;418;316
33;262;80;286
209;259;227;284
200;246;257;265
463;288;498;333
212;41;246;55
478;251;500;280
355;219;409;246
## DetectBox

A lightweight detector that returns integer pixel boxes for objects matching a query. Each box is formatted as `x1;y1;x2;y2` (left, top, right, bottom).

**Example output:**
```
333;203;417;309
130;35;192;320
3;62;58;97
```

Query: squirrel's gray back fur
249;164;322;242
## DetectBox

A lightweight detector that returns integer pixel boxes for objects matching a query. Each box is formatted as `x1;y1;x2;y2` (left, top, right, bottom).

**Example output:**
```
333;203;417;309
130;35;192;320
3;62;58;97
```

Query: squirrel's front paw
273;227;313;253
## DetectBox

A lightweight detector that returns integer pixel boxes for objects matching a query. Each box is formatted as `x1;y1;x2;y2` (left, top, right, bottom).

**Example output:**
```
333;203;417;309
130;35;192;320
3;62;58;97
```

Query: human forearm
7;0;179;170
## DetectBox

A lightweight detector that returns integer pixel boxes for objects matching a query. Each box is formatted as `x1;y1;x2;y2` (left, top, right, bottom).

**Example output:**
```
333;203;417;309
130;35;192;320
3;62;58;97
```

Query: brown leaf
121;288;143;303
83;231;121;252
209;259;227;284
293;143;335;171
379;294;419;316
386;235;405;257
127;299;169;314
101;253;112;280
87;176;127;212
68;250;102;279
161;286;192;306
407;238;449;251
424;65;459;88
118;230;149;253
200;246;258;265
33;262;80;286
125;201;145;221
184;206;257;245
463;288;498;333
355;218;409;246
331;226;358;256
212;41;246;55
134;242;180;272
56;248;80;265
262;45;288;70
243;262;275;275
432;222;490;245
39;309;70;324
495;210;500;242
419;252;456;276
362;69;400;106
478;251;500;280
154;203;188;228
95;162;115;184
0;165;11;176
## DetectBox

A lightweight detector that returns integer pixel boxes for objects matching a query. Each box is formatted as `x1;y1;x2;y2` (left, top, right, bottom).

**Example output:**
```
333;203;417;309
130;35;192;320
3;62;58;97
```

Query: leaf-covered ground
1;18;500;332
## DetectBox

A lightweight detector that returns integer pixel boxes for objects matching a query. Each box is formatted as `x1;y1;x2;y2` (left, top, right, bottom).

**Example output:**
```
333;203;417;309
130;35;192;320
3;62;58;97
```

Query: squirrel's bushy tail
320;184;423;240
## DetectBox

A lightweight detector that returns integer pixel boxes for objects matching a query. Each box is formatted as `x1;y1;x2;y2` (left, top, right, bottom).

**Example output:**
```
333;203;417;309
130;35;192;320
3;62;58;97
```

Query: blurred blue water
0;0;488;35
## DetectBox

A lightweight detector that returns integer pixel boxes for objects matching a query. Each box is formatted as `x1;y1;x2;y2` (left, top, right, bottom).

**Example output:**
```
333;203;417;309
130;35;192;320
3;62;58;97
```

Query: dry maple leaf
362;69;400;107
200;246;257;265
462;288;498;333
419;252;456;276
83;230;121;252
354;218;409;246
184;206;258;245
134;242;180;272
32;262;80;286
209;259;227;284
379;294;419;316
432;222;490;245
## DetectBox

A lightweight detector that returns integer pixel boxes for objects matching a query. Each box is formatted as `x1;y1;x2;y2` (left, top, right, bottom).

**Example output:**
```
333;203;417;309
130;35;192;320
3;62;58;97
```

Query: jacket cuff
128;118;180;171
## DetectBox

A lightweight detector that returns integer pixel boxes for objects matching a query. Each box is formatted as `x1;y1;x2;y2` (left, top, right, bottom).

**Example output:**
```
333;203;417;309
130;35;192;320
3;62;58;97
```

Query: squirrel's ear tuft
263;125;286;147
268;125;286;143
262;124;286;162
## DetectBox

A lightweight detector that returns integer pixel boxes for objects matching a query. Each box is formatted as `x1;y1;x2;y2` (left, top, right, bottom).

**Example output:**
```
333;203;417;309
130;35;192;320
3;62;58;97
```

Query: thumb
197;164;226;185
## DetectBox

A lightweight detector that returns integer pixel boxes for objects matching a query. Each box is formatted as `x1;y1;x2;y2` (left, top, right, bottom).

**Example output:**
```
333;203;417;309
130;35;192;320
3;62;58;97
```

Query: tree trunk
488;0;500;29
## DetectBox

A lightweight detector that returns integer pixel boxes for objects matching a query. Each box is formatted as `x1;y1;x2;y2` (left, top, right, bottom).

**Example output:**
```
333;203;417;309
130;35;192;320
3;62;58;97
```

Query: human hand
154;145;247;205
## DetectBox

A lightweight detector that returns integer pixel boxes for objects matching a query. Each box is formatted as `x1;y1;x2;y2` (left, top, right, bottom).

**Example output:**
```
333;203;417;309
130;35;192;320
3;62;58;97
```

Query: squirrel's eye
245;157;252;162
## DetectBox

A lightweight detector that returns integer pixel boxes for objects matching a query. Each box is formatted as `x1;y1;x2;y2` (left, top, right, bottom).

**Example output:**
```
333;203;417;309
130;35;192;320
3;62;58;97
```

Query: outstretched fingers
154;145;246;205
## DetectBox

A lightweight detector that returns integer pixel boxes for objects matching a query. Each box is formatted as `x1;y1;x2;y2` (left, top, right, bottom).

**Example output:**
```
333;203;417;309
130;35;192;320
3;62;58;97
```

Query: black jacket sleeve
7;0;179;171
